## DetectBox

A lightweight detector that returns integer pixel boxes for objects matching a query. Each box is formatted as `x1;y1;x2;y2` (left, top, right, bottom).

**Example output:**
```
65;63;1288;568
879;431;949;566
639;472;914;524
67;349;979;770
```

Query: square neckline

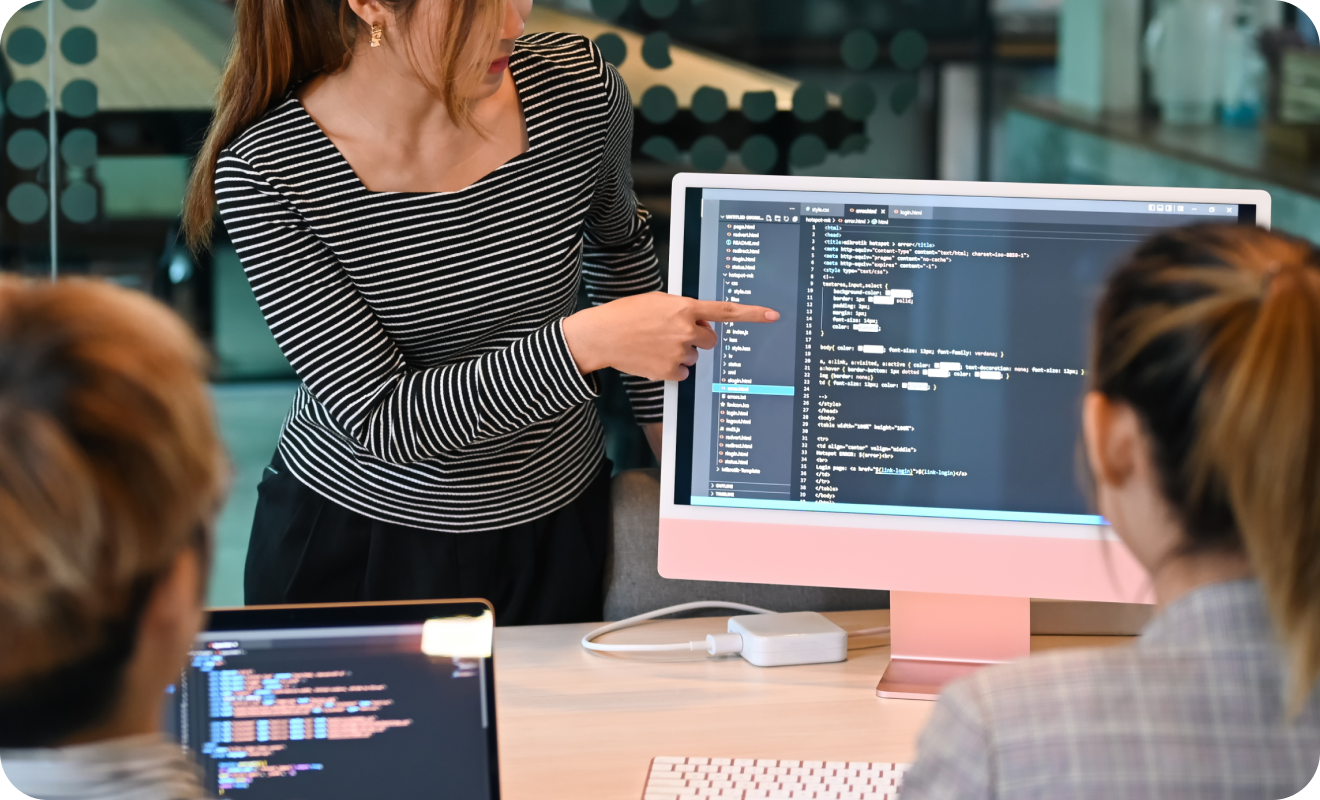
292;42;537;198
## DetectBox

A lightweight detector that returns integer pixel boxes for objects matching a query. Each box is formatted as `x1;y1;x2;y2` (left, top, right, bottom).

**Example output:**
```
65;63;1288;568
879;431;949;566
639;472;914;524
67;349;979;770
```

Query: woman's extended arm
216;150;599;465
566;56;781;456
577;53;667;427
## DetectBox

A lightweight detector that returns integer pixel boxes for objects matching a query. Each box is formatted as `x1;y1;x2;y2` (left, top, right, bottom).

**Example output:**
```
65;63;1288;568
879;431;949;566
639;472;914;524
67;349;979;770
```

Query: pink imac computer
659;174;1271;699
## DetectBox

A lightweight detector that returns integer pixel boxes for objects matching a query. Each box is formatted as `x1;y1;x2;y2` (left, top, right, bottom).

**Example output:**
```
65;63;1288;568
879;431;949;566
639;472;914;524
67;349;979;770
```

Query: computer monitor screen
167;602;498;800
661;176;1269;601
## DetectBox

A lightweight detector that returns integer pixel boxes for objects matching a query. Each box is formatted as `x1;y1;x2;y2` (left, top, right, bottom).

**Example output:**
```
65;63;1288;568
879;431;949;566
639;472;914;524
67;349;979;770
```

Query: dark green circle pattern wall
4;1;100;225
588;0;929;174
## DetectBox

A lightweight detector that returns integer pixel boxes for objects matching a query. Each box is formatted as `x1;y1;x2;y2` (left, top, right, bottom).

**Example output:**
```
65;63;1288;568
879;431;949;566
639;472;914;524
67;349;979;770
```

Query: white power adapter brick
722;611;848;667
582;601;876;665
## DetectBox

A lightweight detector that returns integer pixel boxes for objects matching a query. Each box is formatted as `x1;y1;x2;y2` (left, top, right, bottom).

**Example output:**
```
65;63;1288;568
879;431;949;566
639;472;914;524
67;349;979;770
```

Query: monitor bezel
660;173;1272;601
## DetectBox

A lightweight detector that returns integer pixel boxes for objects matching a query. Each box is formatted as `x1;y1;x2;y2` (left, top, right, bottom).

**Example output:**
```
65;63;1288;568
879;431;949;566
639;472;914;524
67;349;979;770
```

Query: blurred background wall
2;0;1316;605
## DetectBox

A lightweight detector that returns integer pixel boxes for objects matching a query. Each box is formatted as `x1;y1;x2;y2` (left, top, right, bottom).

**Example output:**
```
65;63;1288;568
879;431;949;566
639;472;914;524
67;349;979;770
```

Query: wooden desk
493;609;1131;800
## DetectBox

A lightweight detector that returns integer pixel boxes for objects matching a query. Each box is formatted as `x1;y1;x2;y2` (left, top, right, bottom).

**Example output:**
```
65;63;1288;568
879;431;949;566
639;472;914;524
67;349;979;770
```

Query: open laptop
166;600;499;799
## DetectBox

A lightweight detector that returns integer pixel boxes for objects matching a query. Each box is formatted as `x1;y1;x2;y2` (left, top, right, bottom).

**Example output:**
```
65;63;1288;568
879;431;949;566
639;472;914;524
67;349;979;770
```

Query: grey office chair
603;468;890;621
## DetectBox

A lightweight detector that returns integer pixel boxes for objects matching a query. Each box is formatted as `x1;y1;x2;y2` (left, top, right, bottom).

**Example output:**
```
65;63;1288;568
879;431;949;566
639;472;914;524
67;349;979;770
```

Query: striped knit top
214;33;663;533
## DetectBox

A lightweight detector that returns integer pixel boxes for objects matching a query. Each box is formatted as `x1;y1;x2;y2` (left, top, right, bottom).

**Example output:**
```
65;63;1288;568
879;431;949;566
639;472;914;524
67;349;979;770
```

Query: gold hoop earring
370;22;384;48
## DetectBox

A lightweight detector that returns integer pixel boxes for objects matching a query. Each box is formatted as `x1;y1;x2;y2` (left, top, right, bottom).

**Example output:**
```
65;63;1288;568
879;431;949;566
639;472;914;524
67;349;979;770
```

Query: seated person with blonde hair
0;277;226;799
902;225;1320;799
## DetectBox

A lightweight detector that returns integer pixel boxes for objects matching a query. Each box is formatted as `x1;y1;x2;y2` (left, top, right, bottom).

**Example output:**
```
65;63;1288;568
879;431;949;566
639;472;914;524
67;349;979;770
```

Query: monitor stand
876;591;1031;700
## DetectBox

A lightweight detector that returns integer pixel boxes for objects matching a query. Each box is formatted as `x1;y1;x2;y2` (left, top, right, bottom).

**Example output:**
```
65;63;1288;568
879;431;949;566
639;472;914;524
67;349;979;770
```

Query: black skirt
243;451;612;626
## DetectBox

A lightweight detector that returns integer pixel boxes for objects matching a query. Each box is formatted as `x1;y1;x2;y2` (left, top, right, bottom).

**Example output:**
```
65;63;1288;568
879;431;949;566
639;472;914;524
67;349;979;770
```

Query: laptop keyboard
643;756;909;799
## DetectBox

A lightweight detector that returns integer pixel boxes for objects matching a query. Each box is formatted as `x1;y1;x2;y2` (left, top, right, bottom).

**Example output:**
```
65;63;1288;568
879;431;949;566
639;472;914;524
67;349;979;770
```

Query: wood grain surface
493;609;1132;799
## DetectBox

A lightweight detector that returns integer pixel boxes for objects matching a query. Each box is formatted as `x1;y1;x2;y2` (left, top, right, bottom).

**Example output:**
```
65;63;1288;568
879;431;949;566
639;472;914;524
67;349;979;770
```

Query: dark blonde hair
0;277;227;745
182;0;504;250
1092;224;1320;710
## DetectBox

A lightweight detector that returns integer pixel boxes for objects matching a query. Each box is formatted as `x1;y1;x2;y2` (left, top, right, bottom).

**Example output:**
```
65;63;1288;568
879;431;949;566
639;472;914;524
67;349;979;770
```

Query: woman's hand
563;292;779;381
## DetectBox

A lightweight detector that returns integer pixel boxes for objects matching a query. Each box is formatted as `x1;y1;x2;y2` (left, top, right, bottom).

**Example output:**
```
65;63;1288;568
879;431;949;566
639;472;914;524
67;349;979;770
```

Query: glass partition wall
3;0;287;606
3;0;1313;605
4;0;209;290
4;0;994;352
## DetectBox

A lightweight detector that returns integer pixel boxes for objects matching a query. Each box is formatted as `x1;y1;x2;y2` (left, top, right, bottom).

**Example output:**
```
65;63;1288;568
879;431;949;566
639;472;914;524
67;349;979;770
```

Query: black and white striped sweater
215;33;662;533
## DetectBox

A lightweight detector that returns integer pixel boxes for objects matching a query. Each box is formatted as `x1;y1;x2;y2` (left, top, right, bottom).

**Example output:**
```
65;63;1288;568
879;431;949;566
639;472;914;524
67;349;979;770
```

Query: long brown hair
1092;224;1320;711
182;0;503;251
0;277;227;745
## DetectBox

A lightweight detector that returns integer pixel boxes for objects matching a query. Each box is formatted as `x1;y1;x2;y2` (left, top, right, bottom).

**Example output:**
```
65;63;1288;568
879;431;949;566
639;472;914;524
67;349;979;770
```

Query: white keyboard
642;756;909;799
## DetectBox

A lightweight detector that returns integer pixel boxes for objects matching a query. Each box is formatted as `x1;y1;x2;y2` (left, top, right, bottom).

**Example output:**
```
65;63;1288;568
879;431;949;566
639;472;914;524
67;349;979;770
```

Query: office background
1;0;1315;607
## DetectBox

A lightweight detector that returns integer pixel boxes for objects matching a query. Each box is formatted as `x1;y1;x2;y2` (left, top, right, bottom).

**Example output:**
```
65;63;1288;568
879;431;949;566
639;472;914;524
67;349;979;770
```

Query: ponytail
1092;225;1320;712
1207;262;1320;713
182;0;504;252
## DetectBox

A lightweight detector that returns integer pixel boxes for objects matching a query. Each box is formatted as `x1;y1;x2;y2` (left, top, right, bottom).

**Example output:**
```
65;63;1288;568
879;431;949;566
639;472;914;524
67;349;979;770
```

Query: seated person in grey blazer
0;277;226;800
902;225;1320;800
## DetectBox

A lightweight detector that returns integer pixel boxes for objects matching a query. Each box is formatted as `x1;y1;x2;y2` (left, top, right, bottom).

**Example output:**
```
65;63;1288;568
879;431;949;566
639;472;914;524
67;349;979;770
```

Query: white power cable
581;601;774;654
580;601;891;656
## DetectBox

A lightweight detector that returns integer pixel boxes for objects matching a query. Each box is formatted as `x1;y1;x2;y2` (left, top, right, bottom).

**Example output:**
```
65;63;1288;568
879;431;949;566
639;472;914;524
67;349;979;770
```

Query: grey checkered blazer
901;580;1320;800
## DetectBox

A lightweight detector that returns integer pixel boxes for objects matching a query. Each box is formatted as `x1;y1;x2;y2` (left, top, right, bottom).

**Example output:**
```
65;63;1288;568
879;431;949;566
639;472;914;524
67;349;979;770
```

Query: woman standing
182;0;776;623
